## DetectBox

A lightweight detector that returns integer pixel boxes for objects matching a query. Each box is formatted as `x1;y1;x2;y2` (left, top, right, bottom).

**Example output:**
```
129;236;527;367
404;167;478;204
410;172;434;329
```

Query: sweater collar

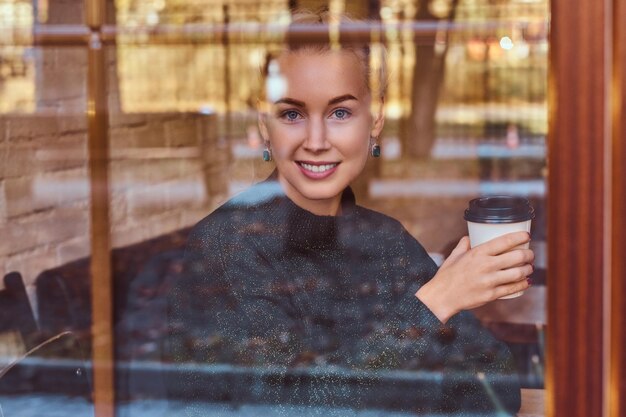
262;172;357;251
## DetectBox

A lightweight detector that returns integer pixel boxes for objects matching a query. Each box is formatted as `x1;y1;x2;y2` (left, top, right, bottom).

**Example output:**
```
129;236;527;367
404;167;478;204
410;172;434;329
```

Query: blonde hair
261;8;388;102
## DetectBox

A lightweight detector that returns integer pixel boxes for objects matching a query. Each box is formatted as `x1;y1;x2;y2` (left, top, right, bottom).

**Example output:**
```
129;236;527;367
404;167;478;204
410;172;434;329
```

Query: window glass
0;44;92;413
111;4;548;417
0;1;548;416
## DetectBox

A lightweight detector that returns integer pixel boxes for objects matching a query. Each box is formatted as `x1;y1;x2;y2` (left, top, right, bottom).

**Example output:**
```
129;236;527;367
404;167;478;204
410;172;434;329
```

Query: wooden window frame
611;0;626;416
549;0;625;416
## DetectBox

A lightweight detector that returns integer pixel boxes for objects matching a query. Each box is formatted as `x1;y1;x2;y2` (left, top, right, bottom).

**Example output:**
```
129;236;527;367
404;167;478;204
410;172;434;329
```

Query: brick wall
1;0;231;293
108;112;225;248
0;111;225;290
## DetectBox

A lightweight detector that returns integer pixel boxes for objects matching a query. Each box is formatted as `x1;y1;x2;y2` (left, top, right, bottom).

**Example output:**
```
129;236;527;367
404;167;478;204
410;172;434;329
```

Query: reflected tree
403;0;459;159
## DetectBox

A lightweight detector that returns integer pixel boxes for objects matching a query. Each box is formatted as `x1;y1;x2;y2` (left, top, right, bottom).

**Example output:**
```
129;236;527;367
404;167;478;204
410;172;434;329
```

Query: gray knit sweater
167;176;521;416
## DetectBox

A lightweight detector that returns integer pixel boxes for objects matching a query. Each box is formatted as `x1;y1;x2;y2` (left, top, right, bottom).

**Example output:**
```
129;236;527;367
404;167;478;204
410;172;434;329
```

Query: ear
371;98;385;138
257;110;270;145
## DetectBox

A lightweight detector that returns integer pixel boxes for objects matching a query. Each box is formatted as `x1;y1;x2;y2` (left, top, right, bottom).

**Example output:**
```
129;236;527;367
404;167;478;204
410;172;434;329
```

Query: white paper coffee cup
464;196;535;299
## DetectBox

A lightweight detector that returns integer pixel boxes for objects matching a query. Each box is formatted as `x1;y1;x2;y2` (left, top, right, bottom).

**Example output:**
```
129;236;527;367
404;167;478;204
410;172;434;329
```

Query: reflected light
87;101;96;117
380;6;393;20
430;0;452;18
198;105;215;115
467;39;486;61
248;49;265;68
384;102;403;120
515;41;530;59
276;10;291;25
500;36;514;50
146;11;159;26
265;60;286;102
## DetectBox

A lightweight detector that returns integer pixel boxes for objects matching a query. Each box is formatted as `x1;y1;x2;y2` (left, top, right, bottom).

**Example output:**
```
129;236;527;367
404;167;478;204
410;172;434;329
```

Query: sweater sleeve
365;228;522;416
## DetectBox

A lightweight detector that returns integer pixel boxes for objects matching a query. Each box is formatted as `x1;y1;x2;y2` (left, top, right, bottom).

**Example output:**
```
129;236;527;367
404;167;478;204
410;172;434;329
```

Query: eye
331;108;351;120
281;110;302;121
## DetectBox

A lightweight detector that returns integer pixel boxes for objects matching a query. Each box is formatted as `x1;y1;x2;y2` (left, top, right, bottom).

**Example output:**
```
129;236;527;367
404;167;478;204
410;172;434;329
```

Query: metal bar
86;0;115;411
86;0;114;412
87;30;115;417
86;0;105;28
1;20;549;47
33;24;92;45
110;20;547;45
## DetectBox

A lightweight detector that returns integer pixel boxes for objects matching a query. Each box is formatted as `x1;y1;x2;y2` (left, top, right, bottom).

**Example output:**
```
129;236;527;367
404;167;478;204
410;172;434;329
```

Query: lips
296;161;339;179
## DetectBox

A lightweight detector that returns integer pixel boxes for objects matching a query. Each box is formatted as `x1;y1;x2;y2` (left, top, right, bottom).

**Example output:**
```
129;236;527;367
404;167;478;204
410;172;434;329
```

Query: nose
303;117;330;153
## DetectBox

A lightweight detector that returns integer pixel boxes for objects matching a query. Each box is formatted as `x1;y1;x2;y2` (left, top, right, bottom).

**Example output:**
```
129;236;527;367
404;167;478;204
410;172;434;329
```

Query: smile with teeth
298;162;338;173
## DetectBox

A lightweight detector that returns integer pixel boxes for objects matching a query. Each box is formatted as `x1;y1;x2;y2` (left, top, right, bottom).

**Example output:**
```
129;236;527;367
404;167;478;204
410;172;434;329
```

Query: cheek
340;127;371;158
270;140;292;159
267;125;298;158
337;141;369;176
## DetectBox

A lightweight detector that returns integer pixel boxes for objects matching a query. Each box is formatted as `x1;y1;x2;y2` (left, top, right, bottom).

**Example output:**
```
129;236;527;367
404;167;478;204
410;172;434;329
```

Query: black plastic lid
464;195;535;224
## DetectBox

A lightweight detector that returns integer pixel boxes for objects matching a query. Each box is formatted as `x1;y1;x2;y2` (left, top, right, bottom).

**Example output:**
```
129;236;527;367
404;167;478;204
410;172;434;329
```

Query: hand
416;231;534;324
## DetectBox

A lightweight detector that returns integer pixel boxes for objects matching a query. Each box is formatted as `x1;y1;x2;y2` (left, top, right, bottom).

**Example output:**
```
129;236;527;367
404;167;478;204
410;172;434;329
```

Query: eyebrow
274;98;305;107
328;94;358;106
273;94;359;107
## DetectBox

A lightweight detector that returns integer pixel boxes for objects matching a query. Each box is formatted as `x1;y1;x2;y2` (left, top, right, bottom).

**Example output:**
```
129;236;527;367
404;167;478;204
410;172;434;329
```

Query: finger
492;264;534;286
494;277;531;299
445;236;470;264
477;231;531;256
492;249;535;270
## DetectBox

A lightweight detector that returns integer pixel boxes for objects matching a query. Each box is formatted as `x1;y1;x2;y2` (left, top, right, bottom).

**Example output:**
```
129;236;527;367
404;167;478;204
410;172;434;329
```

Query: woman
168;9;533;416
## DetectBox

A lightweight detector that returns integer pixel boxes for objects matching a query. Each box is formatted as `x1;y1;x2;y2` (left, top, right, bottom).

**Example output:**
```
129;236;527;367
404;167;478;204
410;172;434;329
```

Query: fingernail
531;264;535;272
527;278;533;286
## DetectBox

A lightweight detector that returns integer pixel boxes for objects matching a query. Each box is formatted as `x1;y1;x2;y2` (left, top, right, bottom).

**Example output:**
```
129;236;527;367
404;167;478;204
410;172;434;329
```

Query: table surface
518;388;545;417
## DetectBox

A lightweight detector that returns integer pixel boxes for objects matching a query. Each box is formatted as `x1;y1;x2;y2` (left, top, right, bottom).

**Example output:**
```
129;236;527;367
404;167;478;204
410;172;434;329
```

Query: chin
299;185;346;201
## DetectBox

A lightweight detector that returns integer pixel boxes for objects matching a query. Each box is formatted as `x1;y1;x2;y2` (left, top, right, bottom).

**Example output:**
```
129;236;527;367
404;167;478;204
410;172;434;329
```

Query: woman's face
259;49;384;216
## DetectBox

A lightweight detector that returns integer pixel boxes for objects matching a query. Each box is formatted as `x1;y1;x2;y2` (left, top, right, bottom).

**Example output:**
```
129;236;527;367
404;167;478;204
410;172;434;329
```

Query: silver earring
262;148;272;162
371;141;381;158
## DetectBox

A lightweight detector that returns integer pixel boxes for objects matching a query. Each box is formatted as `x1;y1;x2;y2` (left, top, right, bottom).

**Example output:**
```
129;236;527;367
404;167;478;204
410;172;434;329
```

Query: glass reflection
1;1;548;416
1;30;92;412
